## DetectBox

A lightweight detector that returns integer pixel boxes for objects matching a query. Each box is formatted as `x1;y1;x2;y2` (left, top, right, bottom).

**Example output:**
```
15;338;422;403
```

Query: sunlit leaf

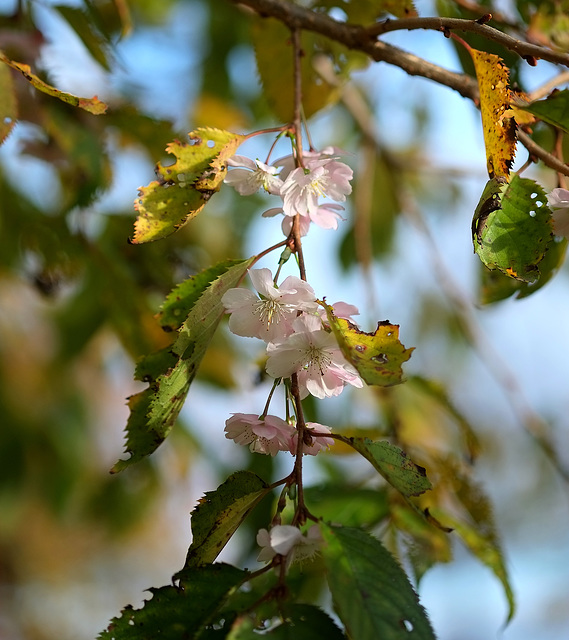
184;471;270;568
346;438;432;497
132;128;246;243
99;563;246;640
320;524;436;640
0;52;107;114
518;89;569;134
112;258;255;472
473;175;553;282
323;302;413;386
0;59;17;143
470;49;516;178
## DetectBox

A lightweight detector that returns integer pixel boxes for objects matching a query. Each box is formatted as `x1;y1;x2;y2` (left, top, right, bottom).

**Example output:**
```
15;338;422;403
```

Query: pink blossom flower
263;202;345;234
547;188;569;237
224;155;283;196
221;268;318;342
320;301;360;323
224;413;295;456
273;146;346;181
280;158;353;219
289;422;334;456
256;525;321;565
265;315;363;399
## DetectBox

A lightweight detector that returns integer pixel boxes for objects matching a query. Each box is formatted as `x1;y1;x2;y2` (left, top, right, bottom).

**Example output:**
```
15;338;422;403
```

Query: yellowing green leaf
132;128;245;243
518;89;569;134
323;302;413;386
0;52;107;115
470;49;516;179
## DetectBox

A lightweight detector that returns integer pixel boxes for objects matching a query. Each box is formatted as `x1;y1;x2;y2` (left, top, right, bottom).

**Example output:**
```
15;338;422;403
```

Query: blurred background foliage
1;0;568;638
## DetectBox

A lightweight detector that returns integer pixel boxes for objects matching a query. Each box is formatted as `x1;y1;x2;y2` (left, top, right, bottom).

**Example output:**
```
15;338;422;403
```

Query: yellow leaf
470;49;516;179
323;302;414;386
0;52;107;115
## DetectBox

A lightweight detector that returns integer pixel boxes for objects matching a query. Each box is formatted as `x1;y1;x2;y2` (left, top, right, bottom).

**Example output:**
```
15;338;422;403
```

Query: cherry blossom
547;188;569;238
224;155;283;196
273;146;346;181
289;422;334;456
256;525;321;565
265;315;363;399
224;413;294;456
280;157;353;219
221;268;318;342
263;202;345;234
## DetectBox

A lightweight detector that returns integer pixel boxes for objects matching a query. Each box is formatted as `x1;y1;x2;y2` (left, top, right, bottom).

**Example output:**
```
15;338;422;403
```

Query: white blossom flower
266;315;363;399
224;155;283;196
280;157;353;219
547;187;569;237
289;422;334;456
224;413;294;456
256;525;322;565
273;146;346;181
221;268;318;342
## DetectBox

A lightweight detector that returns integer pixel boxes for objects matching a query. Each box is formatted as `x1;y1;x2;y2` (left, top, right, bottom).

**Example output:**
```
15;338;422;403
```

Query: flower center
254;298;286;329
303;346;332;376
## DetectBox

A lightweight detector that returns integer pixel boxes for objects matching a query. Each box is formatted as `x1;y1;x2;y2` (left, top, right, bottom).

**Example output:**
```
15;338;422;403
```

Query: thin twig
517;130;569;177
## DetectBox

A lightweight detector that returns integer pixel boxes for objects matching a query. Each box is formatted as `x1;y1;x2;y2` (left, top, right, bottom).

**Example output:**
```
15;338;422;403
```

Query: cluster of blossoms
221;268;362;456
224;146;353;236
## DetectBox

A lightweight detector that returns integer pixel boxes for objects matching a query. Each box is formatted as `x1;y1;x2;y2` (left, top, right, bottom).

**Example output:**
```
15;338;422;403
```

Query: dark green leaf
305;485;390;528
320;524;436;640
112;258;255;472
99;563;246;640
184;471;270;568
55;4;112;70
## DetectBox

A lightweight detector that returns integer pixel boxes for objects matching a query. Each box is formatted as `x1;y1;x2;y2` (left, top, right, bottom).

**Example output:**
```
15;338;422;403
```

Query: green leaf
54;4;112;71
132;128;246;243
519;89;569;133
0;58;17;144
112;258;255;472
158;259;251;331
0;52;107;114
99;563;246;640
184;471;270;568
473;175;553;282
268;604;346;639
480;237;568;303
305;485;390;528
320;524;436;640
322;302;413;386
346;438;431;497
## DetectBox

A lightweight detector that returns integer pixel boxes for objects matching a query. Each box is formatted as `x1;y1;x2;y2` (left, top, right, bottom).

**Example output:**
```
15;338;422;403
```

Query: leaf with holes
0;59;17;143
132;128;246;243
470;49;516;179
322;302;413;386
473;176;553;282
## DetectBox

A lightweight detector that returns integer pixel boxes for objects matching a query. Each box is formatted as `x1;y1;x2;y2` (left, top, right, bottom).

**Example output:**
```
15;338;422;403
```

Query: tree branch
366;18;569;68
